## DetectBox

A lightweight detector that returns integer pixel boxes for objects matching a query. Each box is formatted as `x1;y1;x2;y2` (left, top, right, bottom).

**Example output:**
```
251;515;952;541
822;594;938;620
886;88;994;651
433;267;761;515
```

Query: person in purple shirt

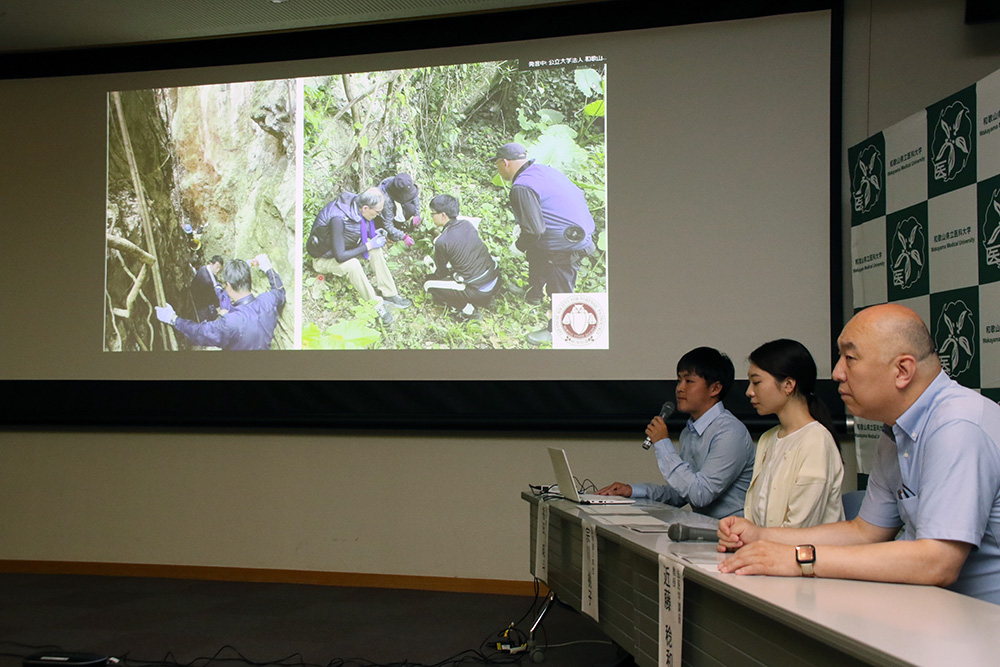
306;187;410;326
491;142;597;346
155;254;285;350
719;304;1000;605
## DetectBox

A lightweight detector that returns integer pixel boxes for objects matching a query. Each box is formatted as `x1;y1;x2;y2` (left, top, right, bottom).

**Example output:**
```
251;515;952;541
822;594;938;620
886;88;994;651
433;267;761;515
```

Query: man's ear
893;354;918;389
708;381;723;398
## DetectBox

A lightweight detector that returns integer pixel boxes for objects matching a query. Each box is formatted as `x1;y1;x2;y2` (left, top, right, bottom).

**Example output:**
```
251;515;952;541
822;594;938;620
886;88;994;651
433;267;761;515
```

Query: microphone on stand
642;400;676;449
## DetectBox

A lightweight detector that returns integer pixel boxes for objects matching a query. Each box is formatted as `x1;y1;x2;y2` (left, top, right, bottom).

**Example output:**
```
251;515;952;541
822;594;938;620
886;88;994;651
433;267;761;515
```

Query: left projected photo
105;81;297;351
104;57;608;352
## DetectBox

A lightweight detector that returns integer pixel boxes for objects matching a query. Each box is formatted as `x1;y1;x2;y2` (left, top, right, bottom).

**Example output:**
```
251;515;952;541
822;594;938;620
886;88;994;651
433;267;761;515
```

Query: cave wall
105;80;296;350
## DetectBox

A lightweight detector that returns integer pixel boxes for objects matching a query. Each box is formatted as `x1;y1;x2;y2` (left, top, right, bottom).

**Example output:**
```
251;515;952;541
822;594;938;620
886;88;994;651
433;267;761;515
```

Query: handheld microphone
667;523;718;542
642;401;676;449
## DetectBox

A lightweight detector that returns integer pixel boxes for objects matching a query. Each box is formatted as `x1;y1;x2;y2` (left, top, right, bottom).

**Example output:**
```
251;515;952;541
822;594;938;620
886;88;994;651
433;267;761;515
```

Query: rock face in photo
105;81;296;351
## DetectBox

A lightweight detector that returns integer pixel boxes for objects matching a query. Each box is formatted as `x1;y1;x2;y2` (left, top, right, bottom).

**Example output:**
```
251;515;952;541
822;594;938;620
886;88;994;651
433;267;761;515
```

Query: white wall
3;0;999;585
0;429;651;581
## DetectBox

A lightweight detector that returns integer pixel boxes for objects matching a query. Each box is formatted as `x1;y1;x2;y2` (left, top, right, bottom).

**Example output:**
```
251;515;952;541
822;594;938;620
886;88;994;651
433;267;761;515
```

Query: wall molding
0;560;544;597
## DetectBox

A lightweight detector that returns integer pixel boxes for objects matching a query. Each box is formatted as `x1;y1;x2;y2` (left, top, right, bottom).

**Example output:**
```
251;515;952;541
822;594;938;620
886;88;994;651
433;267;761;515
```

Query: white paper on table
580;505;646;515
670;542;727;566
598;514;667;526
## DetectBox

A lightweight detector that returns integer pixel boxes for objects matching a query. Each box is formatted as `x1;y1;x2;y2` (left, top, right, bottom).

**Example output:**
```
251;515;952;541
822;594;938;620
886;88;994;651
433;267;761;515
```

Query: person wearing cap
376;173;421;246
490;142;597;346
306;187;411;326
154;254;285;350
423;194;501;320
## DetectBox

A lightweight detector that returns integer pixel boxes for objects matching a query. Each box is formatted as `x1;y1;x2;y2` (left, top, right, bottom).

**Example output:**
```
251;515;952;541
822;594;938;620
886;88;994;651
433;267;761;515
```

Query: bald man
717;303;1000;605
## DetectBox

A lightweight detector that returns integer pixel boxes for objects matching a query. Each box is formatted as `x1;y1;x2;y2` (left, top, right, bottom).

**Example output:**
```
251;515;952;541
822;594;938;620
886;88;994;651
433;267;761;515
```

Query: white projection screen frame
0;1;843;430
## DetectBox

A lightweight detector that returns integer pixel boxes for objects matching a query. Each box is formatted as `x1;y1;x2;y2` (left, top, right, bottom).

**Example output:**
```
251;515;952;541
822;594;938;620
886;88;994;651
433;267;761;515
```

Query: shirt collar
688;400;725;436
233;293;255;308
512;159;535;182
892;370;952;443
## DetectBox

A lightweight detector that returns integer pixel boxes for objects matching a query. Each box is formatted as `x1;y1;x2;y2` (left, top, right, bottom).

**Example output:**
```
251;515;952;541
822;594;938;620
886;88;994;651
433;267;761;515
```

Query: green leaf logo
983;188;1000;256
930;101;973;182
851;145;883;214
935;300;976;378
889;216;925;289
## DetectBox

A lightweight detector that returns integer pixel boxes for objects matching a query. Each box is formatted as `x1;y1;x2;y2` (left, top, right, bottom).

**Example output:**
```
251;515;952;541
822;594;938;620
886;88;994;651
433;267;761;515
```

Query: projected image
301;59;607;350
105;81;296;351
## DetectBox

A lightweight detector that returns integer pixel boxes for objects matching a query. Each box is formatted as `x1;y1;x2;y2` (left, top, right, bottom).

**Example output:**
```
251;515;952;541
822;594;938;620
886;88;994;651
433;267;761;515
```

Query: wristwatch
795;544;816;577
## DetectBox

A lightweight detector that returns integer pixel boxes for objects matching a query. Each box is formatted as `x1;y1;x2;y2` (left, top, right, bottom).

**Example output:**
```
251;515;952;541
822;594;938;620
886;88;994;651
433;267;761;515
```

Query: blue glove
367;234;387;250
155;304;177;325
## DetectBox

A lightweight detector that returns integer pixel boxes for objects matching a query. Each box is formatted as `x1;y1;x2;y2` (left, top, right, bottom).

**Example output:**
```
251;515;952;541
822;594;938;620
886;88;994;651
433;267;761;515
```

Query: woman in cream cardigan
743;339;845;528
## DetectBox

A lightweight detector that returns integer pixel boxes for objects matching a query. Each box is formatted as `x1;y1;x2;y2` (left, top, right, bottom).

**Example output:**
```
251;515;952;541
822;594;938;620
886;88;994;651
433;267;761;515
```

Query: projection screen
0;3;841;430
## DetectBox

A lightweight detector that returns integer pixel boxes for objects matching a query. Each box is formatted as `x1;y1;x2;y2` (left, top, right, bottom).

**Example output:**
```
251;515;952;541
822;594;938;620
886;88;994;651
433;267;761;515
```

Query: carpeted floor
0;574;630;667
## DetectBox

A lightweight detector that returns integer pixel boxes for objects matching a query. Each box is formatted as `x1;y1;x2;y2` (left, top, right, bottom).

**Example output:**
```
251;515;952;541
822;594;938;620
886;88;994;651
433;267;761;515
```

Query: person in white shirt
743;338;844;528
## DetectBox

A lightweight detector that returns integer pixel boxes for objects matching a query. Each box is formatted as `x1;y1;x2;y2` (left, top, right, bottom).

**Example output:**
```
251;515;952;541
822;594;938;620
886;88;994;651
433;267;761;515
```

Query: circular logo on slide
555;295;605;346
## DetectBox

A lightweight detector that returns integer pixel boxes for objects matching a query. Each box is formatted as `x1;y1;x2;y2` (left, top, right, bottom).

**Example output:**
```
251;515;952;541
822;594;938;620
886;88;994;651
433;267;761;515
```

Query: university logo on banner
849;133;886;225
931;286;980;388
886;202;929;301
980;174;1000;284
927;85;977;199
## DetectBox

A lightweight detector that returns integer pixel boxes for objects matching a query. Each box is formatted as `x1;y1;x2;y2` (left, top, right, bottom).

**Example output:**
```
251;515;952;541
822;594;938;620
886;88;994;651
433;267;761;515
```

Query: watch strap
796;544;816;577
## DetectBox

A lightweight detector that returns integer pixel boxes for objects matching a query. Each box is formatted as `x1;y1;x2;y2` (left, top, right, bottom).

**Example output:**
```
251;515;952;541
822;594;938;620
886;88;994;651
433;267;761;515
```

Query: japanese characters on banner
848;67;1000;473
535;501;550;583
581;518;599;620
657;554;684;667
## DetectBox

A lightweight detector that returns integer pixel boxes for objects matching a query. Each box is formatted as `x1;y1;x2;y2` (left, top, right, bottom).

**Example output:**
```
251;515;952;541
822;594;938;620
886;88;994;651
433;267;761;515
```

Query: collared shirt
861;371;1000;604
175;269;285;350
631;401;755;519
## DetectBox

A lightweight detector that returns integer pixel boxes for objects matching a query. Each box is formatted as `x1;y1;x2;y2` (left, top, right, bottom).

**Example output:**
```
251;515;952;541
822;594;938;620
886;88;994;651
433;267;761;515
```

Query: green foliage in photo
300;62;607;349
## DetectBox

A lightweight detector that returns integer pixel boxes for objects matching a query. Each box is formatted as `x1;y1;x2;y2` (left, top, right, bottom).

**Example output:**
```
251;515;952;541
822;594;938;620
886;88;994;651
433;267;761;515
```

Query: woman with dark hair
743;339;844;528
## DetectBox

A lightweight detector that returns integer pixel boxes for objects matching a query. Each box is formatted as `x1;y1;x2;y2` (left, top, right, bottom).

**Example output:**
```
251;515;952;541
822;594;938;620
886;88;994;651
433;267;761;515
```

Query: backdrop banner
848;67;1000;474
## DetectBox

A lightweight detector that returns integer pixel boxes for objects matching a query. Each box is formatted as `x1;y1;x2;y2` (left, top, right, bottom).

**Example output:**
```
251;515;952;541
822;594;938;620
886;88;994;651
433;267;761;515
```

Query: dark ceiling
0;0;579;55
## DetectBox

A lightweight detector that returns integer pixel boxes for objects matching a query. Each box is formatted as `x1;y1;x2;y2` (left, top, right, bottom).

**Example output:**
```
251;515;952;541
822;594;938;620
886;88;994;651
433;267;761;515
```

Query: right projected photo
105;56;608;352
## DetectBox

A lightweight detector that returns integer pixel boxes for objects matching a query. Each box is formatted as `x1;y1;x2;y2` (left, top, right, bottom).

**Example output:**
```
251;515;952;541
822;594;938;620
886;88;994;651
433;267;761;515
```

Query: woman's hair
749;338;838;445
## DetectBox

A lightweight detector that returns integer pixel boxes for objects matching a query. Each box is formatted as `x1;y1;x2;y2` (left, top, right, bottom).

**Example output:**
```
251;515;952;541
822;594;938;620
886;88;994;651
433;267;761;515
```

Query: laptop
547;447;635;505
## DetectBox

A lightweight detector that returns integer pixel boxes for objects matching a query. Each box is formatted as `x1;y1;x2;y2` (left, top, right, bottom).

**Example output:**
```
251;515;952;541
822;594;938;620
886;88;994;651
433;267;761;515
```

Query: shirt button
903;452;909;458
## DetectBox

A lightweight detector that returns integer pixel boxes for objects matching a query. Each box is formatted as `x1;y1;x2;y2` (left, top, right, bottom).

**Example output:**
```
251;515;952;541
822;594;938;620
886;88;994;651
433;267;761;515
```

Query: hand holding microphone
642;400;676;449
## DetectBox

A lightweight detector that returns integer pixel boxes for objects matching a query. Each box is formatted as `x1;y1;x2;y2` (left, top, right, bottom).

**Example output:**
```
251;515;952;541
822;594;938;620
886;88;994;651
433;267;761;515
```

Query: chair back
842;490;866;520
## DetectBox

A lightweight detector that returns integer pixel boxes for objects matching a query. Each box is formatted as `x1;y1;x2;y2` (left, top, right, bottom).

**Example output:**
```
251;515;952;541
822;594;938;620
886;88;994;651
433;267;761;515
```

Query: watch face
796;544;816;564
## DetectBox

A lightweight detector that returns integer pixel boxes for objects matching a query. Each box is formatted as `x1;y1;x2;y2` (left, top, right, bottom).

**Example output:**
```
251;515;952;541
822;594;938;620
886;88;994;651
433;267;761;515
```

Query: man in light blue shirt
599;347;755;519
719;304;1000;605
